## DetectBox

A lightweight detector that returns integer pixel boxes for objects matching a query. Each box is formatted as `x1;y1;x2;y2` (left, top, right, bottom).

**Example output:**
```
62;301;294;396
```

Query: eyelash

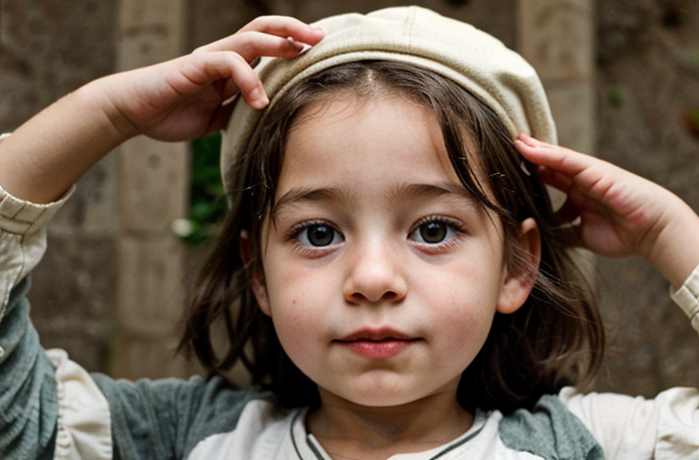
286;220;344;254
286;216;466;254
408;216;466;249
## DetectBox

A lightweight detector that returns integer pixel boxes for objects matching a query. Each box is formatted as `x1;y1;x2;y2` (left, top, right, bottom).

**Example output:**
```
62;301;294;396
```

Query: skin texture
250;95;540;459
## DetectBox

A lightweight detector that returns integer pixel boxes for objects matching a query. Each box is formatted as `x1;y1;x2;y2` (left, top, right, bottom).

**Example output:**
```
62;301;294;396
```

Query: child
1;6;699;460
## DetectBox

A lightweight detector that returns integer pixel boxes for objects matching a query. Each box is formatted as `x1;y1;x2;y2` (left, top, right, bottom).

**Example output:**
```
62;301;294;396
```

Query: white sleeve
559;386;699;459
671;265;699;334
560;264;699;459
0;148;111;460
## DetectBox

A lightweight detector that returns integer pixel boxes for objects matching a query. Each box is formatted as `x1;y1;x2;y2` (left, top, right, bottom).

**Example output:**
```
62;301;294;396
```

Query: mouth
335;328;420;359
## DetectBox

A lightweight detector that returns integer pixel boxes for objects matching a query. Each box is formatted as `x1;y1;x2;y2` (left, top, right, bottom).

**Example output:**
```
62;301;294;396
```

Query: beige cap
221;6;556;188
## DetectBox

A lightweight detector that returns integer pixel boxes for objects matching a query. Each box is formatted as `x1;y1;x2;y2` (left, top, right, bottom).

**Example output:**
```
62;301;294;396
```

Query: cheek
436;301;495;345
425;274;500;351
265;265;312;314
263;266;326;348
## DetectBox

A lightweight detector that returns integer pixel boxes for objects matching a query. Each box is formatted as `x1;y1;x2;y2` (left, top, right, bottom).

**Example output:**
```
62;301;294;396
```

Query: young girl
1;6;699;460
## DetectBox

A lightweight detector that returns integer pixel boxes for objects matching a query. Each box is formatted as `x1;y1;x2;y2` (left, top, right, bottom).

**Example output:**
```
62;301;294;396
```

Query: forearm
0;77;133;204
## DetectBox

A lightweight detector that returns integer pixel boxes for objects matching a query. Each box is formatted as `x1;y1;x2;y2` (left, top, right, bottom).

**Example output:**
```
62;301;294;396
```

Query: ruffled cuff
670;265;699;333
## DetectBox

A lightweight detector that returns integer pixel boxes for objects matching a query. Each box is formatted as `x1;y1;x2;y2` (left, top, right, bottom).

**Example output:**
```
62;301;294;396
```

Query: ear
496;217;541;314
240;230;272;317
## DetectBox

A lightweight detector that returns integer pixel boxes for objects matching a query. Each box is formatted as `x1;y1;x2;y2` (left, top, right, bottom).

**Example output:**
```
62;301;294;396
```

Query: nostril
349;290;400;303
382;291;399;301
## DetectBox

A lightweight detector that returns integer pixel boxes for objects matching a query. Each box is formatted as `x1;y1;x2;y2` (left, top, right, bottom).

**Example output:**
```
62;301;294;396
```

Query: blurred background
1;0;699;396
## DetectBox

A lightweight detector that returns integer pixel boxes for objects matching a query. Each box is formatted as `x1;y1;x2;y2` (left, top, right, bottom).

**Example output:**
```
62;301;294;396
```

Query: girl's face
251;94;537;409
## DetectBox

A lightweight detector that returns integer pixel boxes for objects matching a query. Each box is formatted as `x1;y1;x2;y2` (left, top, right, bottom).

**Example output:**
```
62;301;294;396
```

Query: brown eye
409;218;461;245
418;221;447;244
298;223;342;247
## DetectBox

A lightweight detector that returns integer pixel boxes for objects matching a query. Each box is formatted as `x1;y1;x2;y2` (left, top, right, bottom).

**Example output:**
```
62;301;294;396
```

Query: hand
0;16;323;205
93;16;324;142
515;133;699;288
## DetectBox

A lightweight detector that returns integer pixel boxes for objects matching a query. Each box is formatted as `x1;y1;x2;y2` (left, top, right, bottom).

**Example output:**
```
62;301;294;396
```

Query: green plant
608;87;623;108
174;132;227;245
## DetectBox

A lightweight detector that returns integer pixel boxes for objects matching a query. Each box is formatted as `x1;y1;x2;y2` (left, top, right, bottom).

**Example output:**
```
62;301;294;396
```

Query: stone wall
593;0;699;396
1;0;698;398
0;0;119;372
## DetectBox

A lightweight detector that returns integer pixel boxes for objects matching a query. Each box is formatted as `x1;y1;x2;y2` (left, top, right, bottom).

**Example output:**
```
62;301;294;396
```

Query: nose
342;239;408;304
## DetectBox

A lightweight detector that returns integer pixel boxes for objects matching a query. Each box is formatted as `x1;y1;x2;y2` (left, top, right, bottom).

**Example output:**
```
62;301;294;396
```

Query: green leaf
608;88;623;108
180;132;226;246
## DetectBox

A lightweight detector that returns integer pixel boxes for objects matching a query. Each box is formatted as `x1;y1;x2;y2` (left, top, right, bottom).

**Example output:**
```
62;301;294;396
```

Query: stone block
112;233;192;378
115;234;186;334
546;82;595;154
0;0;116;127
119;138;189;234
28;235;115;373
518;0;594;83
117;0;185;68
49;154;119;237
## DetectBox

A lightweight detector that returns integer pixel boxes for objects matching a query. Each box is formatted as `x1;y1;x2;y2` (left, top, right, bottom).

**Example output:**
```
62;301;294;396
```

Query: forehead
279;94;463;195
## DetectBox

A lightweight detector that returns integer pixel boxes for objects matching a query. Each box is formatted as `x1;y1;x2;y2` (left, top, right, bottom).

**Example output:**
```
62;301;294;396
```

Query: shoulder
559;386;699;459
496;394;604;459
92;372;280;459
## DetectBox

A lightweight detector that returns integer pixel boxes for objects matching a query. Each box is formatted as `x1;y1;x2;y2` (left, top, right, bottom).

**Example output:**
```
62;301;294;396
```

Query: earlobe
496;218;541;314
240;230;272;317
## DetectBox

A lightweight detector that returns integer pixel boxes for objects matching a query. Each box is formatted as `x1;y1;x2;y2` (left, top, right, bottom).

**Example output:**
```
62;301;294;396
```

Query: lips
335;328;420;359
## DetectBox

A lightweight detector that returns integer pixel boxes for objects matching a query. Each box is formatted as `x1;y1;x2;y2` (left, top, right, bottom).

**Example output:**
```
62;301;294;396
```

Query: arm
515;134;699;458
0;16;323;459
0;16;324;204
515;133;699;290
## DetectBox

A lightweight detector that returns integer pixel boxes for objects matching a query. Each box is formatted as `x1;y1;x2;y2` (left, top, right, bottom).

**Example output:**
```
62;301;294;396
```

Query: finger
177;52;269;109
208;100;236;132
536;165;574;194
238;16;325;45
198;16;324;57
207;31;311;63
515;133;595;178
555;195;582;224
515;134;619;202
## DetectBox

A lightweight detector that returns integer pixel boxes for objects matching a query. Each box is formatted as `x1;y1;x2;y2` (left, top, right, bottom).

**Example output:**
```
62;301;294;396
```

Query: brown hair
179;61;604;414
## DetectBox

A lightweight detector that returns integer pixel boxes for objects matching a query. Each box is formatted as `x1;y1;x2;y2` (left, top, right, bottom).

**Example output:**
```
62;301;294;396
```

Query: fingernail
255;93;269;109
249;88;268;109
287;37;311;54
288;37;305;52
311;26;325;39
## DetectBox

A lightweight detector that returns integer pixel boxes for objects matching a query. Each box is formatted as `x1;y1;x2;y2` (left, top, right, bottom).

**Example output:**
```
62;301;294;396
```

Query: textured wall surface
1;0;698;398
593;0;699;396
0;0;119;372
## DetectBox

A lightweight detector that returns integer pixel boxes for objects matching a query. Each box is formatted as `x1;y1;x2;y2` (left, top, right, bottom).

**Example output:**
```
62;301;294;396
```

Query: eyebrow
387;182;478;204
271;186;352;222
272;181;479;222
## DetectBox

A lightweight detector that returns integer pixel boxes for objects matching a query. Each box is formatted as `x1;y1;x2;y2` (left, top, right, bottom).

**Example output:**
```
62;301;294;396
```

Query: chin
334;381;441;409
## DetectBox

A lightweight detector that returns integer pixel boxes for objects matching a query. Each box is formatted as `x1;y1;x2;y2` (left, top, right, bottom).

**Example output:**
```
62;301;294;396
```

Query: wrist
78;76;141;143
644;197;699;290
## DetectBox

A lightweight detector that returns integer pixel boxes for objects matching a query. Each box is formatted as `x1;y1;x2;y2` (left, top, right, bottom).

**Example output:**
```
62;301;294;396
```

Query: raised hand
0;16;323;204
95;16;325;142
515;133;699;288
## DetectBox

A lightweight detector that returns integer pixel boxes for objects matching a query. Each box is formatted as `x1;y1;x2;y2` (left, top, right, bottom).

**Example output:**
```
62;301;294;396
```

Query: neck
307;386;473;460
